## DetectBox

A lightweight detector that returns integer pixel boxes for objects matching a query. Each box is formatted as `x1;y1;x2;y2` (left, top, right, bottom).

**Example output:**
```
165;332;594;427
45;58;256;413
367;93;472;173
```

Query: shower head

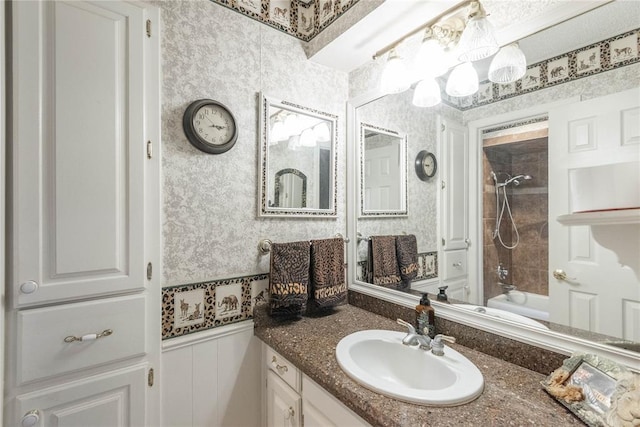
498;174;533;187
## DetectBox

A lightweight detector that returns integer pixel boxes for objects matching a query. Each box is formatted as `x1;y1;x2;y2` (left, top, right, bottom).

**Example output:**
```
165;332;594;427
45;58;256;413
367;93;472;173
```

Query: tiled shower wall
482;135;549;302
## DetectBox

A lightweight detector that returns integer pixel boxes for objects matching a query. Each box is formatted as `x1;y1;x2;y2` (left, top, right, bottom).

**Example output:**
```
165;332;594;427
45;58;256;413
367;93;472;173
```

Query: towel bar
258;234;348;255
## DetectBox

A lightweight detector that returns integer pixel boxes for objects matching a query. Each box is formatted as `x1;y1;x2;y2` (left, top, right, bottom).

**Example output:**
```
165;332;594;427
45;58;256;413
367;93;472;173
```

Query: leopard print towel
370;236;401;287
396;234;418;284
269;240;310;317
308;237;347;311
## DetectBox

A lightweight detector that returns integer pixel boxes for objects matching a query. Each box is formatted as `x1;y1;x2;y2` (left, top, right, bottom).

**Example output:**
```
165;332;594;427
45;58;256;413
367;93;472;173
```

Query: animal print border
356;251;438;283
210;0;360;42
442;29;640;111
162;273;268;340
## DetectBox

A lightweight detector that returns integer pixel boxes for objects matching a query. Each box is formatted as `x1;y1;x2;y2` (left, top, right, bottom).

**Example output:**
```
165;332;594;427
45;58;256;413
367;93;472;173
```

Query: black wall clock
415;150;437;181
183;99;238;154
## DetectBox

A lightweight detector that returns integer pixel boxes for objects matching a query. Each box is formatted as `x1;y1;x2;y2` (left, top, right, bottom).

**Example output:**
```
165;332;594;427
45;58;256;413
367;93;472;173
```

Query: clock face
423;154;435;175
183;99;238;154
192;104;236;146
415;150;437;181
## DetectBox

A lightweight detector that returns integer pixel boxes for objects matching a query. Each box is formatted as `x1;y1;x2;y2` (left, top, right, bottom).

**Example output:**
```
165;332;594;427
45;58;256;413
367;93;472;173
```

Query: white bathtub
487;292;549;322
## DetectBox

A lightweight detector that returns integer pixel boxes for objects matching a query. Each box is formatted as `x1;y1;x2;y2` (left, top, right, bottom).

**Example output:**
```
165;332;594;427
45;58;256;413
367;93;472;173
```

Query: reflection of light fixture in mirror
488;43;527;84
456;3;498;62
287;135;300;151
270;119;286;144
446;62;479;97
313;122;330;141
299;129;316;147
380;49;411;95
284;113;301;137
413;78;441;107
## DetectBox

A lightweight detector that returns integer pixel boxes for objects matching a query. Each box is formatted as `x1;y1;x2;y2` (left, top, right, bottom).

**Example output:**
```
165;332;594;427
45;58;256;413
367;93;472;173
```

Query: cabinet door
302;375;369;427
267;371;301;427
11;0;150;308
15;364;146;427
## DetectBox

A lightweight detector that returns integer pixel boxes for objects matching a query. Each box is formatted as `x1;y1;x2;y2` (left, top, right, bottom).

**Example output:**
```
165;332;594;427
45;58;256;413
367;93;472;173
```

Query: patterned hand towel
396;234;418;284
269;240;310;317
308;237;347;311
370;236;401;287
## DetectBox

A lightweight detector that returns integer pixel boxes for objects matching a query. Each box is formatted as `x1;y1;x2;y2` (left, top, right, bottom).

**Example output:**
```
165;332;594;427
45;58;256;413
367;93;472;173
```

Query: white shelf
557;208;640;226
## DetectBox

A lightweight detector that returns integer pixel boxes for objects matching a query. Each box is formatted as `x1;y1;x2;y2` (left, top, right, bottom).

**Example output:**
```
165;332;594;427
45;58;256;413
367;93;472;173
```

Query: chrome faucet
396;319;456;355
396;319;431;349
498;282;516;293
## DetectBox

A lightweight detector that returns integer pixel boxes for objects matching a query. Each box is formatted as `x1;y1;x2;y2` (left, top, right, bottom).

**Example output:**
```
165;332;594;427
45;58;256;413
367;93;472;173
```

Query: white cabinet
267;371;302;427
7;1;161;425
439;117;470;302
263;344;370;427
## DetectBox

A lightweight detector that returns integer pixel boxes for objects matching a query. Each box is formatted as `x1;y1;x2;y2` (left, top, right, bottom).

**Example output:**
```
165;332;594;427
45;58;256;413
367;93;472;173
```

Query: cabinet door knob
453;262;463;268
285;407;295;420
21;410;40;427
19;280;39;294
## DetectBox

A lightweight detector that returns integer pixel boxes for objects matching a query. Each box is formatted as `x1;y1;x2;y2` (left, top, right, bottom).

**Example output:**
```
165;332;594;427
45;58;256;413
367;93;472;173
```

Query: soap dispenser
416;293;435;338
437;286;449;302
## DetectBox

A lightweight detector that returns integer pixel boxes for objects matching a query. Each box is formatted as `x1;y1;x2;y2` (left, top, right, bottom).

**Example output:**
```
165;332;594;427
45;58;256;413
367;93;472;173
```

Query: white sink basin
335;330;484;406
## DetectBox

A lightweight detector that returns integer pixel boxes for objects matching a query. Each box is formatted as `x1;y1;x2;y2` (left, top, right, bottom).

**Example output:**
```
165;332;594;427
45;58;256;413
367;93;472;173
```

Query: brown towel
396;234;418;284
269;240;309;317
308;237;347;311
370;236;401;287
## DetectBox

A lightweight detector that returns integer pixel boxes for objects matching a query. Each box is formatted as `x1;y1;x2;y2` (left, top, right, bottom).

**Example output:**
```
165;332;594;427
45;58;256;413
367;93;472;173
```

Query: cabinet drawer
17;294;146;384
442;250;467;280
265;345;300;392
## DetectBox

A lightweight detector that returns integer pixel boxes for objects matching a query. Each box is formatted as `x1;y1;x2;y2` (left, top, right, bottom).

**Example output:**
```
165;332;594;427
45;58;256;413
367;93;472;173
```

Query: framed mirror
346;1;640;370
259;94;338;217
359;123;407;217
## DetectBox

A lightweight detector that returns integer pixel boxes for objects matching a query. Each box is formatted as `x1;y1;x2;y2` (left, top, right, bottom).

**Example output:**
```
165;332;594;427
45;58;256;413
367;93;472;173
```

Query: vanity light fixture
374;0;527;106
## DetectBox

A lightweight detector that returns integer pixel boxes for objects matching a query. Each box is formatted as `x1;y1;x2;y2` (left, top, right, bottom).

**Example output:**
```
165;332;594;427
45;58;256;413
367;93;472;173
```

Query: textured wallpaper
153;0;348;287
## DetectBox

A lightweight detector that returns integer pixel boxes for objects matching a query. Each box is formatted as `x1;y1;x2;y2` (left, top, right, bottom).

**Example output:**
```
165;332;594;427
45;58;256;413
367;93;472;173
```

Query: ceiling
309;0;640;78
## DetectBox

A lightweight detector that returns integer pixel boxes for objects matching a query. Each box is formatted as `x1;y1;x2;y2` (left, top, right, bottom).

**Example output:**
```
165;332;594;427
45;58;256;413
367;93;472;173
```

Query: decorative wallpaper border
209;0;360;42
443;29;640;111
356;251;438;283
162;273;269;340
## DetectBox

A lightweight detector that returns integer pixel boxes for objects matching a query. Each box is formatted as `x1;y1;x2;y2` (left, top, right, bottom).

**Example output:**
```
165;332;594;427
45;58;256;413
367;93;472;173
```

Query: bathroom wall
153;0;349;338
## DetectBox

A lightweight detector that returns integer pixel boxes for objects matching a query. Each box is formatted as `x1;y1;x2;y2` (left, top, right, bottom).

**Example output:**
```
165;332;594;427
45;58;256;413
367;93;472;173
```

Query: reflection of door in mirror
274;169;307;208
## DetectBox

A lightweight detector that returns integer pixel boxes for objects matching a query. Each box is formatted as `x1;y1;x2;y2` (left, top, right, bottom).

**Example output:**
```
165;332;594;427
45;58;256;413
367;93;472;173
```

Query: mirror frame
258;93;338;218
346;90;638;370
358;122;408;217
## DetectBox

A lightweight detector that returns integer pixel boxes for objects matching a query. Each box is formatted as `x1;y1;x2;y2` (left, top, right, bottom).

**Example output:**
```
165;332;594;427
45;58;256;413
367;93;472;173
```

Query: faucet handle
396;318;416;334
433;334;456;344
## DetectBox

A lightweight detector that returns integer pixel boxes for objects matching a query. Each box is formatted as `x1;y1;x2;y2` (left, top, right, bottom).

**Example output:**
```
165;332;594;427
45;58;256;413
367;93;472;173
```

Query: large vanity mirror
259;94;338;217
359;123;407;216
346;1;640;368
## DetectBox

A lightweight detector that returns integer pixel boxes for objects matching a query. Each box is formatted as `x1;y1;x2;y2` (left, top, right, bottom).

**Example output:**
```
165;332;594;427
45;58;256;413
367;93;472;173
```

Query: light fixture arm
372;0;476;60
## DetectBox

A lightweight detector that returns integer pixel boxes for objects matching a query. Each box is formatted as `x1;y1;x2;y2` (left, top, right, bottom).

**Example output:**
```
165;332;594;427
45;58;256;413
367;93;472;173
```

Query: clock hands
210;124;226;130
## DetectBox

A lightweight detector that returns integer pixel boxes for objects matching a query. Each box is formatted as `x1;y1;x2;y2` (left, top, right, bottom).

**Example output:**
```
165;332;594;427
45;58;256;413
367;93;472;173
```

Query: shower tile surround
482;127;549;302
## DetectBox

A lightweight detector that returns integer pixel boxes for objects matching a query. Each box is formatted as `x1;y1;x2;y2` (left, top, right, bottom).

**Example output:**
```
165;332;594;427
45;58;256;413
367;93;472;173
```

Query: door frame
466;98;579;306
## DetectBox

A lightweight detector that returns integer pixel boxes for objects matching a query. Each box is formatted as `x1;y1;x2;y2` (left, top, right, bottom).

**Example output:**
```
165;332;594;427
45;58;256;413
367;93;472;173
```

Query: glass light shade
313;122;330;141
488;43;527;84
270;120;285;143
412;78;442;107
446;62;479;97
284;114;301;137
380;50;411;94
414;38;449;78
299;129;316;147
457;16;499;62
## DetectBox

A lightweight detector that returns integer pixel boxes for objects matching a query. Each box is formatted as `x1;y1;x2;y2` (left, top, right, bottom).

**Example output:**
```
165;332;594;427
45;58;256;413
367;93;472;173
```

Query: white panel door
441;118;469;251
267;371;301;427
548;88;640;339
12;0;147;308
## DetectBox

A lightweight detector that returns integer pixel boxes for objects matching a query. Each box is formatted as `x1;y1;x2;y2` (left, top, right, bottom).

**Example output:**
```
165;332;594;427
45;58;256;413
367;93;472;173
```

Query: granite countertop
254;303;582;427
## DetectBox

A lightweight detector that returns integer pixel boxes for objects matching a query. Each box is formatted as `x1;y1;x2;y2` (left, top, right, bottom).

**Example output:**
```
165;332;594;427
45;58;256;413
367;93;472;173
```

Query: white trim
1;1;6;422
162;321;255;352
